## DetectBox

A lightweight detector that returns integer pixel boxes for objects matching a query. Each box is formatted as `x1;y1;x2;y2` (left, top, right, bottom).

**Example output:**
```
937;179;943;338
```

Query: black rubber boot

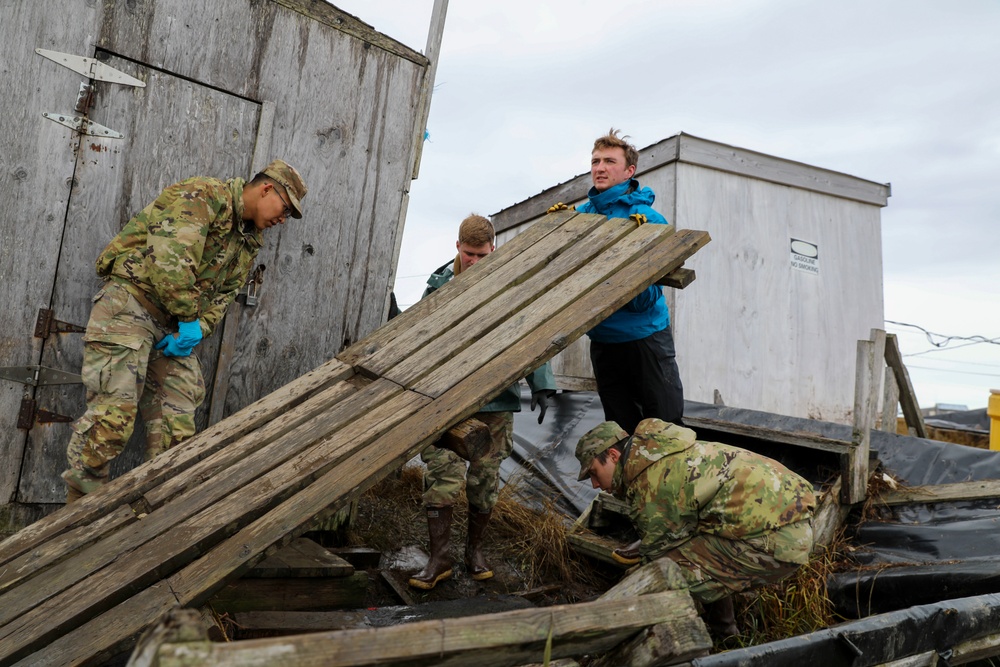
465;505;494;581
408;506;454;590
703;595;739;638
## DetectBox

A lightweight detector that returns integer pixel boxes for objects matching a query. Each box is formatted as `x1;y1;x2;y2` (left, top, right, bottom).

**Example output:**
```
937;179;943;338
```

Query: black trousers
589;326;684;434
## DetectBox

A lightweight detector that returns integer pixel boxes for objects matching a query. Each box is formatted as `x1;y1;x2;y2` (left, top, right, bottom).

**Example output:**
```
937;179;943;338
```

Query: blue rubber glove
155;319;203;357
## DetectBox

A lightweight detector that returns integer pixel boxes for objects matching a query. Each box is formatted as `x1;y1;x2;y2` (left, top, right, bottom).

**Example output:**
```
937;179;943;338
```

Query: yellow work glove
629;213;647;225
546;202;569;213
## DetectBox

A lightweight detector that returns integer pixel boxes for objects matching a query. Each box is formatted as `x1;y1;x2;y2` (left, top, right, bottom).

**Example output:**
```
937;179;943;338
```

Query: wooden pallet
0;211;709;666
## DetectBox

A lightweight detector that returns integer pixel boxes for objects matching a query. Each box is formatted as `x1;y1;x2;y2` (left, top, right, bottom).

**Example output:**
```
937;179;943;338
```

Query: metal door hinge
41;112;124;139
35;49;146;87
17;398;74;430
0;365;82;387
35;308;86;338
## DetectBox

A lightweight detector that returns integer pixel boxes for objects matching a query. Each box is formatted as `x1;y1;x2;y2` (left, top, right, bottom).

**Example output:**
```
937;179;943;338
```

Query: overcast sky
333;0;999;412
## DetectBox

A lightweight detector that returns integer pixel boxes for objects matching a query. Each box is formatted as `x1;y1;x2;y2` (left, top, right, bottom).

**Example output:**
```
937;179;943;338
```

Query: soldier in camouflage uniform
575;418;816;637
408;214;558;590
62;160;307;503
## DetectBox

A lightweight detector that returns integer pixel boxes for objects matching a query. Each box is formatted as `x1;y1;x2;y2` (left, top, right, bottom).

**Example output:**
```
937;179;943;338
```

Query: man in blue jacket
558;129;684;434
408;214;558;590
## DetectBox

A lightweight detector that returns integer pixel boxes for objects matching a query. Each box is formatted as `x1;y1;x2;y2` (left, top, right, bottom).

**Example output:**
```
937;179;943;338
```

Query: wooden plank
671;415;853;455
811;478;848;550
208;571;368;613
152;591;695;667
566;533;627;567
0;378;371;628
338;209;580;369
588;619;710;667
950;631;1000;664
0;384;429;661
874;651;938;667
278;538;355;578
231;610;370;634
144;379;361;508
844;329;885;504
357;212;620;379
0;504;136;595
881;367;900;433
599;558;690;601
0;357;354;567
881;479;1000;506
382;215;651;388
884;333;927;438
657;266;696;289
410;228;708;397
438;417;493;461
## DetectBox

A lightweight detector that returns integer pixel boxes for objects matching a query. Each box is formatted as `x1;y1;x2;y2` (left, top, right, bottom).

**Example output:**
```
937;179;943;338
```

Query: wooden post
843;329;885;504
437;417;492;461
880;367;900;433
883;333;927;438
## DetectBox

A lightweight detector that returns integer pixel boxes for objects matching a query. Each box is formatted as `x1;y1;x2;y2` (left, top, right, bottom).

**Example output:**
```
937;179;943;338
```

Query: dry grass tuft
347;463;597;590
731;527;852;647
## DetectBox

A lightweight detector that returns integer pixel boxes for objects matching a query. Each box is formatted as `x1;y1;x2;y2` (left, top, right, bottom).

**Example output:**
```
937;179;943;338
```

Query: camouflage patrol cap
575;421;630;481
261;159;307;218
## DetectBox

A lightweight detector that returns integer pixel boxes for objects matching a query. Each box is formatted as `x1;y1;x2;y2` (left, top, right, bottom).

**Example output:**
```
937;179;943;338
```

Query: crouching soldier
575;419;816;637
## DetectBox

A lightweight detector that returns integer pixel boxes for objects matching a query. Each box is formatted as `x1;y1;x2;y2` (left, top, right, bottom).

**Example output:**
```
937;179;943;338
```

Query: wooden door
13;50;261;504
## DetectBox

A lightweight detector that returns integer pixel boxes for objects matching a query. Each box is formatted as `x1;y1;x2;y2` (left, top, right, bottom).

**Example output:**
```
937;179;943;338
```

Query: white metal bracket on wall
40;112;124;138
35;49;146;87
36;48;145;138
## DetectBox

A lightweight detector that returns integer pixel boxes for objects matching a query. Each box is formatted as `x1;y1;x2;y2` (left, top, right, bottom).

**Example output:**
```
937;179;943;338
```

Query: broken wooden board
140;590;700;667
0;212;709;666
880;479;1000;507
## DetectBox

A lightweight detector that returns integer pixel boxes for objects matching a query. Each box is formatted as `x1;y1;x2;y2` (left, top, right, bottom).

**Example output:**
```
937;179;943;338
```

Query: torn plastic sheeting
691;593;1000;667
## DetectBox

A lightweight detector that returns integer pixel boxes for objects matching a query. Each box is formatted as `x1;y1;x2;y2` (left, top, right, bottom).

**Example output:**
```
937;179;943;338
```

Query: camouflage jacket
96;177;262;337
612;418;816;561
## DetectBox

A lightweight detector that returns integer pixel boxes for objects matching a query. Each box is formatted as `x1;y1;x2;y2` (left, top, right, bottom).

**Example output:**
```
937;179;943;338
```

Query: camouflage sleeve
198;275;241;337
524;361;557;392
145;182;221;321
629;465;699;561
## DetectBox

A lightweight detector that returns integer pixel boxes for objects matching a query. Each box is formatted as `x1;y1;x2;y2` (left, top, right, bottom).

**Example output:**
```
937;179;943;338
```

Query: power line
884;320;1000;356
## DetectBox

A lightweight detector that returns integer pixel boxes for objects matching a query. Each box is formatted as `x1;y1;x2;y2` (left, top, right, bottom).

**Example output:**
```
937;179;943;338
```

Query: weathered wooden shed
0;0;431;527
492;132;891;426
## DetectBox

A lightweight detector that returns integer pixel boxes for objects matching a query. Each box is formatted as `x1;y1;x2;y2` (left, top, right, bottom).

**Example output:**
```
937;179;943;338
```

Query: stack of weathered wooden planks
0;211;709;666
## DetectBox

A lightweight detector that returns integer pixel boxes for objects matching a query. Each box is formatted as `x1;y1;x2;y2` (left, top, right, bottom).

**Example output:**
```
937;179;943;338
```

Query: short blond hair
593;127;639;169
458;214;495;247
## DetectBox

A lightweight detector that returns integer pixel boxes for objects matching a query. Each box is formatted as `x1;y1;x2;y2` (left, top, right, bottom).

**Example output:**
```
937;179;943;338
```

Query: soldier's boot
66;485;85;504
465;505;494;581
702;595;739;638
612;539;642;566
408;506;454;590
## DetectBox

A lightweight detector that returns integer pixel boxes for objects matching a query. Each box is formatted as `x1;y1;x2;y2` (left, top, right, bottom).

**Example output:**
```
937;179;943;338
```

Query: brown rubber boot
702;595;739;639
465;505;494;581
612;539;642;566
408;506;454;590
66;485;85;504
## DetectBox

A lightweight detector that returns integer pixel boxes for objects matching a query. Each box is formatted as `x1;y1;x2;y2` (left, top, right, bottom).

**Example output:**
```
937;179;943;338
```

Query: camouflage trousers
660;519;814;604
62;282;205;494
420;411;514;510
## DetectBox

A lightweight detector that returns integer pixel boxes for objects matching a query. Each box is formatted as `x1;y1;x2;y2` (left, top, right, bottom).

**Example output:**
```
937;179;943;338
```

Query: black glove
530;389;556;424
